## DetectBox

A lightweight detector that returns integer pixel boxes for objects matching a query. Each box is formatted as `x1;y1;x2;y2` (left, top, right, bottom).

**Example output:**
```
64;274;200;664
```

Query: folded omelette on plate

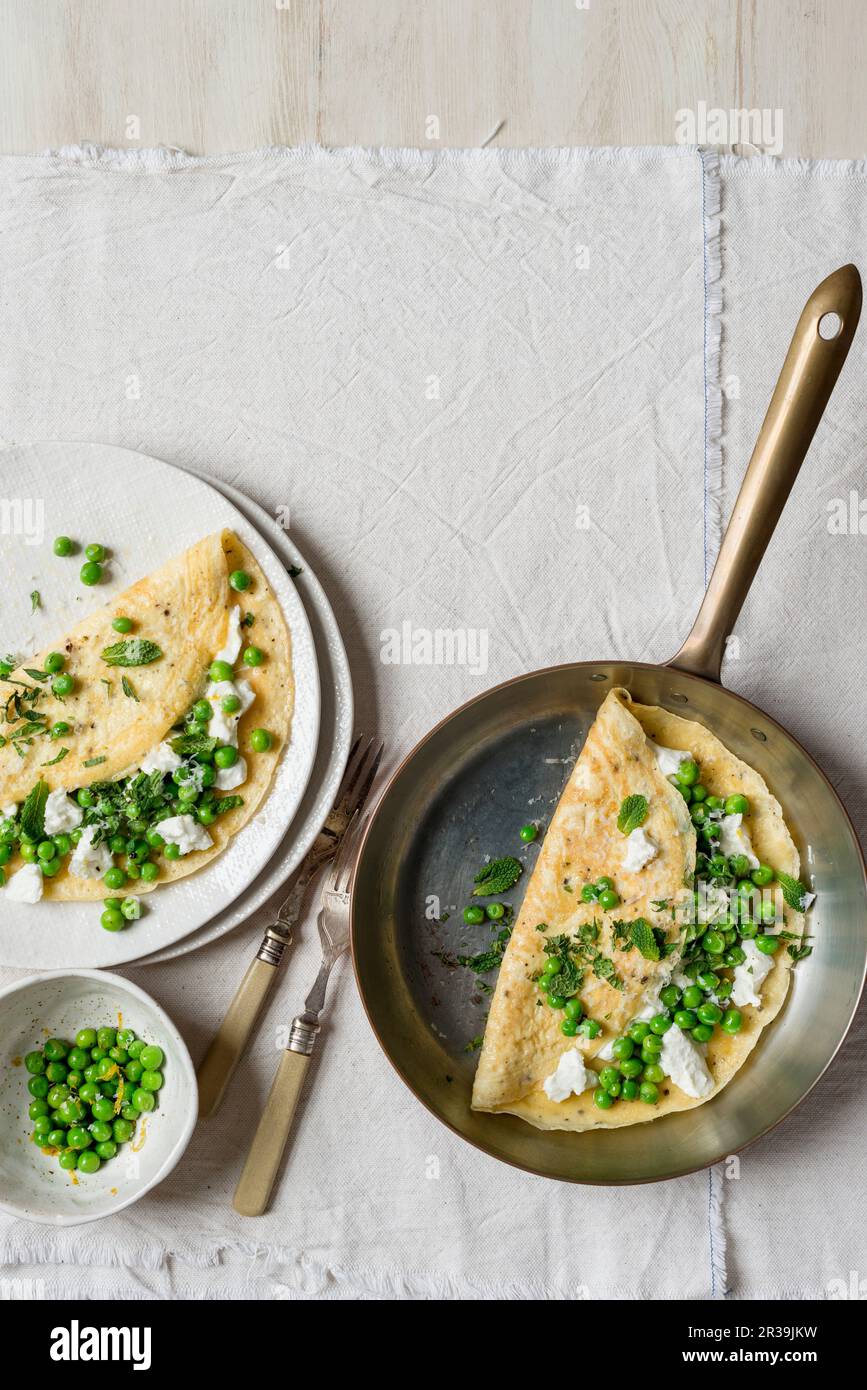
472;688;809;1130
0;530;292;905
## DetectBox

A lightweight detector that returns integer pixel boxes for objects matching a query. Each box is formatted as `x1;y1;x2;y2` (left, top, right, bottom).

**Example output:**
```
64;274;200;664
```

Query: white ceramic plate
137;466;354;964
0;969;197;1225
0;443;320;968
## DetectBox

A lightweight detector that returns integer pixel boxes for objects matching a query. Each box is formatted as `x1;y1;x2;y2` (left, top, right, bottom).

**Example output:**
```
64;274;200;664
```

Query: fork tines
337;735;384;818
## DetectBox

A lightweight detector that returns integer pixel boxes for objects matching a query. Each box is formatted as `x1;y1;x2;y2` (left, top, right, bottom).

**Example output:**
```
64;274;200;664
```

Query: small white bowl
0;970;197;1225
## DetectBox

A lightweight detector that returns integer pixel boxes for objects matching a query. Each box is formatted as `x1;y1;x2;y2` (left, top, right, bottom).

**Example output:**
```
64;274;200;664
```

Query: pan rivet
669;692;688;704
751;728;767;742
589;673;608;682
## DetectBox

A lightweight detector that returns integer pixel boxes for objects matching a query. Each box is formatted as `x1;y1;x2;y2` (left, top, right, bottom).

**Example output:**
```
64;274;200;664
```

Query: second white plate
0;443;320;969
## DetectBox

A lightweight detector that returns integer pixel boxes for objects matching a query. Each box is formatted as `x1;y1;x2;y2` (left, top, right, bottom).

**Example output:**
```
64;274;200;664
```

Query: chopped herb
212;795;244;816
241;612;255;628
776;871;812;912
457;946;505;974
83;755;107;767
541;934;585;999
591;953;624;990
463;1036;484;1054
170;732;218;758
101;678;113;697
578;922;599;944
30;591;41;613
41;747;69;767
100;638;163;668
472;856;523;897
0;655;15;678
618;794;649;835
787;939;813;963
24;668;49;683
121;676;139;702
20;780;49;840
287;564;302;579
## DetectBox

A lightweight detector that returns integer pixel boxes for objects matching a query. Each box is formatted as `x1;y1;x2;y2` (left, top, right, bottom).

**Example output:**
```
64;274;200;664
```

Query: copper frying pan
352;265;866;1183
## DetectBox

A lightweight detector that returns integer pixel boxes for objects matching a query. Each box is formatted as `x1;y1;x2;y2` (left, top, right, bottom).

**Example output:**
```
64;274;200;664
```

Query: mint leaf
30;591;41;613
171;732;218;759
777;871;811;912
41;747;69;767
618;794;649;835
629;918;660;960
20;780;49;840
101;639;162;668
472;856;522;896
121;677;139;702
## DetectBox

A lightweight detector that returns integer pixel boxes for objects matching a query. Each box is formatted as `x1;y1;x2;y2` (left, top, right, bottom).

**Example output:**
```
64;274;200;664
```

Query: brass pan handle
669;263;862;683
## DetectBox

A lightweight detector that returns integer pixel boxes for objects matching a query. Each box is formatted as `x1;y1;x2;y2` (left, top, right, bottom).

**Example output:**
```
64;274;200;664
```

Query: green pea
690;783;707;803
594;876;614;893
77;1150;101;1174
703;930;725;955
751;863;774;887
639;1082;659;1104
598;888;620;910
676;759;699;787
708;854;730;879
564;998;583;1021
53;535;74;557
76;1029;97;1050
628;1020;651;1044
721;1008;743;1035
691;1024;714;1043
649;1013;671;1036
53;833;72;857
727;853;750;879
112;615;134;633
725;793;750;816
45;1061;67;1083
85;543;106;563
209;659;234;683
113;1118;134;1143
124;1060;143;1083
28;1100;50;1120
121;896;142;921
214;744;239;769
593;1088;614;1110
697;1002;722;1025
59;1150;78;1170
641;1033;663;1057
681;985;702;1010
78;1082;99;1105
739;920;759;939
41;857;61;878
463;905;485;925
19;842;37;863
715;977;734;999
44;1038;69;1061
611;1037;634;1060
724;946;746;966
103;867;127;891
560;1018;578;1036
620;1057;643;1079
690;803;708;825
139;861;160;883
24;1050;46;1075
32;1115;52;1138
643;1063;665;1084
95;1140;117;1162
132;1088;155;1112
96;1027;116;1051
44;652;65;674
669;776;691;803
580;884;597;902
759;898;778;923
47;1129;67;1148
659;985;682;1010
579;1019;601;1039
755;934;781;955
621;1079;639;1101
249;728;272;752
80;561;102;586
548;994;566;1010
674;1010;697;1030
88;1119;112;1143
66;1126;91;1150
243;645;264;668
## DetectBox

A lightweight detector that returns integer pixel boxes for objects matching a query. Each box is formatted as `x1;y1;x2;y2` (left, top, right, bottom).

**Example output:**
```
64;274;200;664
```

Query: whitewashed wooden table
0;0;863;158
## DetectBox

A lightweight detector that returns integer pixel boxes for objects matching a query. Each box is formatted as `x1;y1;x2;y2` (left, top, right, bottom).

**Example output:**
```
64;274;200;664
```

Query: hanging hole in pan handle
667;263;862;686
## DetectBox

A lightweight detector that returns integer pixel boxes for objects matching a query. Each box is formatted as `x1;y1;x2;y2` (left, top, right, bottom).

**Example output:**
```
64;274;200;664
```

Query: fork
197;736;383;1118
232;813;362;1216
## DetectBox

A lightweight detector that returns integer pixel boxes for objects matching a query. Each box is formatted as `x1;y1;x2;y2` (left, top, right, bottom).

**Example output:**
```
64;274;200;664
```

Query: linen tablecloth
0;144;862;1300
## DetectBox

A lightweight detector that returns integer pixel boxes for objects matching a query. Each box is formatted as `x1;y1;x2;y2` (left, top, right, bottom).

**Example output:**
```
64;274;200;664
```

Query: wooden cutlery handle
233;1044;313;1216
197;954;282;1118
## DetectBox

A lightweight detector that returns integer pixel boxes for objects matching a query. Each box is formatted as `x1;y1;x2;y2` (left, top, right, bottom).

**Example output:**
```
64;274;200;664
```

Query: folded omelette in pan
0;530;292;902
472;688;807;1130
